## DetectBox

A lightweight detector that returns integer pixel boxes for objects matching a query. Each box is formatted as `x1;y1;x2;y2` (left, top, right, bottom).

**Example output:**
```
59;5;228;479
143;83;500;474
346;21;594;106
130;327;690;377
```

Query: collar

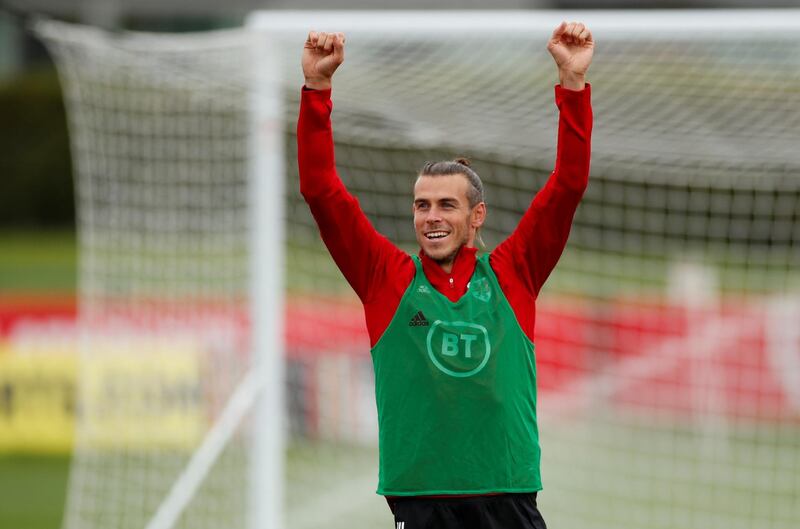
418;245;478;300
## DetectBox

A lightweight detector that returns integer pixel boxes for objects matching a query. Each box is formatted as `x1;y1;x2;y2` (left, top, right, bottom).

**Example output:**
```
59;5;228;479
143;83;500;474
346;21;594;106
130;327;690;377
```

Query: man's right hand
302;31;345;90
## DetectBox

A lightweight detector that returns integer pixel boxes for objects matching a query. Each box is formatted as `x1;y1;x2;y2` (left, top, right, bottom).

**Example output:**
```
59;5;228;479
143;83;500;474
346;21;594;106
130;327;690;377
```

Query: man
298;22;593;529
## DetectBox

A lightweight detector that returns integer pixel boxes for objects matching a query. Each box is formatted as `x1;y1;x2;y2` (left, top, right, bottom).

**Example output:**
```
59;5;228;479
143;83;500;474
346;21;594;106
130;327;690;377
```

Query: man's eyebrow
414;196;461;205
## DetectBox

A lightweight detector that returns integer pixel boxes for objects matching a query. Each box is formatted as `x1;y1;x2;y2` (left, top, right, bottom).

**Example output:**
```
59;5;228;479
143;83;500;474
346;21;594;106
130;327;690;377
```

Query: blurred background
2;2;800;529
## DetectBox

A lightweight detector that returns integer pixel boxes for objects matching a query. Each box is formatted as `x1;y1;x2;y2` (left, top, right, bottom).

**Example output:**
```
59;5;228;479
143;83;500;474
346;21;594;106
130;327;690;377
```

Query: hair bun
453;157;472;167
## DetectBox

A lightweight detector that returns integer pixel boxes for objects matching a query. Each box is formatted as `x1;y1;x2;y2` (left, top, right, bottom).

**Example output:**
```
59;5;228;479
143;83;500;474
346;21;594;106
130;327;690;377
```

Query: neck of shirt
418;245;478;303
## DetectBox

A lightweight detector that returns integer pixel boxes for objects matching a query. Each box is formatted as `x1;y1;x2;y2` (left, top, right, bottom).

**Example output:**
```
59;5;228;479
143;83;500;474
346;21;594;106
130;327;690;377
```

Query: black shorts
387;493;547;529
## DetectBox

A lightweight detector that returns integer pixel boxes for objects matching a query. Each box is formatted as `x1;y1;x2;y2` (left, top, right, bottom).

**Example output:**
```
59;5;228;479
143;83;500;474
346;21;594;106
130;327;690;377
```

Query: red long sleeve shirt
297;85;592;347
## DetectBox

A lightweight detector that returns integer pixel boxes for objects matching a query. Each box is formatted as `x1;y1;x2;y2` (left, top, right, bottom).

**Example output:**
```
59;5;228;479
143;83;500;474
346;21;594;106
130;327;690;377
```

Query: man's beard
423;235;467;266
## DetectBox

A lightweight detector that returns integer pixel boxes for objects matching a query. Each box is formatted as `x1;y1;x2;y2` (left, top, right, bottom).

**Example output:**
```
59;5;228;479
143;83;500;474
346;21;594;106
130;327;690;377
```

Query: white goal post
249;8;800;34
34;9;800;529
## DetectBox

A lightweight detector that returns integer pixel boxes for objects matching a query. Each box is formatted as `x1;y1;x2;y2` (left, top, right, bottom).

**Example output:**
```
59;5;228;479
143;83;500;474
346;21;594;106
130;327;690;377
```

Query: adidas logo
408;310;429;327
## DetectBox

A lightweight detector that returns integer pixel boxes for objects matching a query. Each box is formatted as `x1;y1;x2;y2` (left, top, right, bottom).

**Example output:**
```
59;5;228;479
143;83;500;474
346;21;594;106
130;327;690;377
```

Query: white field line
143;367;263;529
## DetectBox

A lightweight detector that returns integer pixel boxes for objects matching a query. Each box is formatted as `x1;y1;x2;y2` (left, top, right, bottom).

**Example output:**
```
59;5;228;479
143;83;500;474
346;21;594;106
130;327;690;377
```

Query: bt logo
426;321;491;378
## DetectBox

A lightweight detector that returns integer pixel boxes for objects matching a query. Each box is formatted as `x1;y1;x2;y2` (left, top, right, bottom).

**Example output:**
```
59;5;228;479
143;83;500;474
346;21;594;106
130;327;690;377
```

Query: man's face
413;174;486;266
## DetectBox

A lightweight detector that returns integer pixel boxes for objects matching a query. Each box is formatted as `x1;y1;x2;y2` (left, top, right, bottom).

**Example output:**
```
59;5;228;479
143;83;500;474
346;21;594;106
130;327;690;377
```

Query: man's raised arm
491;22;594;297
297;31;407;303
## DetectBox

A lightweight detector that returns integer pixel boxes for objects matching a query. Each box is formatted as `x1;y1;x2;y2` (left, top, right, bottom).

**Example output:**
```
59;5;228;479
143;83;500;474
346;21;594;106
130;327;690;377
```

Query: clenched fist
302;31;345;90
547;21;594;90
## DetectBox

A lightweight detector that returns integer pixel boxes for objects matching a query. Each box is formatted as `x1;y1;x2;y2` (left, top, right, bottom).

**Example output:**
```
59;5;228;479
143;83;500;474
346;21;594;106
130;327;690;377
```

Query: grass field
5;424;797;529
0;446;387;529
0;230;76;294
0;455;70;529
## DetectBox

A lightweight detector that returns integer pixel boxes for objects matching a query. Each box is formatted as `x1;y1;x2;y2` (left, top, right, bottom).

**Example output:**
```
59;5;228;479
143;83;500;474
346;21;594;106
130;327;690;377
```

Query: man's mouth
425;230;450;240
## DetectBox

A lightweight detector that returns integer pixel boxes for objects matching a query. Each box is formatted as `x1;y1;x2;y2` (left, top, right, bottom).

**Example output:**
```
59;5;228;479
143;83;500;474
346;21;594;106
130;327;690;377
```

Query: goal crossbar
248;9;800;37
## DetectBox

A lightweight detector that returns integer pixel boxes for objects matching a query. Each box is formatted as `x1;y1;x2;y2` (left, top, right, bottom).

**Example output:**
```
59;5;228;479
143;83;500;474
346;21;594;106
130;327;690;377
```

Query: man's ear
471;202;487;228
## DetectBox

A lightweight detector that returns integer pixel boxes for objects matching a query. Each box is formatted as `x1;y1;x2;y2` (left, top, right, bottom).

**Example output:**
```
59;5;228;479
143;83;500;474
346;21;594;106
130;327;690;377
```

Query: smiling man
298;23;593;529
413;159;486;272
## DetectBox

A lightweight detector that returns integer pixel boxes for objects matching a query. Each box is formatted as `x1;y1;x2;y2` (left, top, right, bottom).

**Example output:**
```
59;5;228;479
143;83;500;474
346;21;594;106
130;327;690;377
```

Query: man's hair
418;157;485;208
417;157;486;249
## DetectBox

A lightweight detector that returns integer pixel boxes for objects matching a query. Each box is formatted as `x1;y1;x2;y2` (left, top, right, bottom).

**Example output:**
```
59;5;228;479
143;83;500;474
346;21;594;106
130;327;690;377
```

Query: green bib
371;253;541;495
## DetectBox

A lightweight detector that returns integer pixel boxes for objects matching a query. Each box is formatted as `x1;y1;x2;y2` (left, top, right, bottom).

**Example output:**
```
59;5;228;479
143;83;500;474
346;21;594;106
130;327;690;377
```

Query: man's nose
426;208;443;223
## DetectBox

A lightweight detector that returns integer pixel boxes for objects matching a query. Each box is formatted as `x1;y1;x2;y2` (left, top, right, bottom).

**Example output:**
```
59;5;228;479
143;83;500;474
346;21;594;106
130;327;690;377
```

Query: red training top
297;84;592;347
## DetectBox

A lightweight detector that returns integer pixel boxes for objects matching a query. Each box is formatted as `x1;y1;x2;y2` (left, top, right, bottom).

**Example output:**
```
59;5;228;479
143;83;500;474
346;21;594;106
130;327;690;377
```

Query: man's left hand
547;21;594;90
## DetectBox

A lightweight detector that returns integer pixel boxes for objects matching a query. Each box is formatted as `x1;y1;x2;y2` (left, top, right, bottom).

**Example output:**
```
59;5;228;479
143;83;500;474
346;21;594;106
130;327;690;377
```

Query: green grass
2;425;798;529
0;445;387;529
0;455;70;529
0;230;76;294
541;417;800;529
0;229;800;299
2;229;797;300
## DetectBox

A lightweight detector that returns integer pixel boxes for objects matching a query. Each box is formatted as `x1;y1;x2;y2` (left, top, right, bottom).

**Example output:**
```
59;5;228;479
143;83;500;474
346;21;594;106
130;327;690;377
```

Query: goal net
37;10;800;529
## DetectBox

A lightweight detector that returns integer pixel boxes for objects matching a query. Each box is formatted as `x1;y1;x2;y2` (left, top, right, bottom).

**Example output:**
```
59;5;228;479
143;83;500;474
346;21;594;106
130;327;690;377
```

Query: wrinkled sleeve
491;84;593;296
297;87;407;303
